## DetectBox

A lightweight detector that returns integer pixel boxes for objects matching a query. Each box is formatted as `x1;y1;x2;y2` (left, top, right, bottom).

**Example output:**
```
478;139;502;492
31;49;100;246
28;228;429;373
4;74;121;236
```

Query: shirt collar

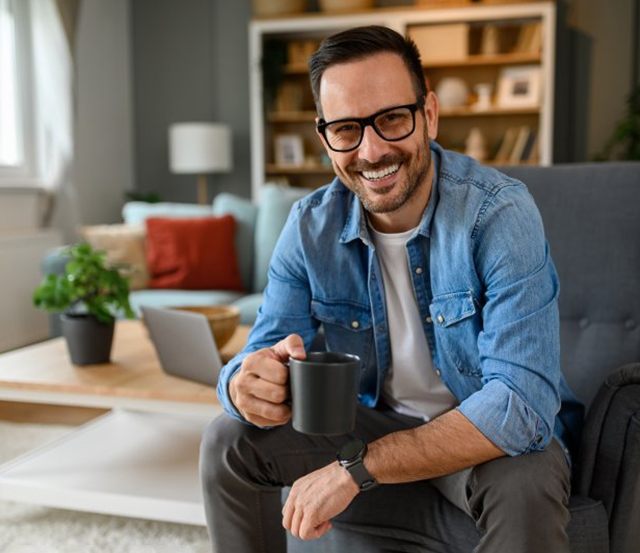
339;140;441;245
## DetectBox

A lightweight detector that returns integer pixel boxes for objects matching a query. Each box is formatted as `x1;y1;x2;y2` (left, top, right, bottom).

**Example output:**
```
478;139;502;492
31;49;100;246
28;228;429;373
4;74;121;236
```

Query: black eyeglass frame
316;96;426;153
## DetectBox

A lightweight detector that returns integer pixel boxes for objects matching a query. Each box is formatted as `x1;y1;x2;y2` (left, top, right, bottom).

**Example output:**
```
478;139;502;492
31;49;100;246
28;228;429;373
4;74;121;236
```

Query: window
0;0;21;167
0;0;36;183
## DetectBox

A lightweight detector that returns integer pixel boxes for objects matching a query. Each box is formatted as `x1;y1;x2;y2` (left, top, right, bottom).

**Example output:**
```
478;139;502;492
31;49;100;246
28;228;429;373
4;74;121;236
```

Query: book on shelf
494;127;518;164
513;23;543;55
520;129;538;162
509;126;532;164
493;126;538;165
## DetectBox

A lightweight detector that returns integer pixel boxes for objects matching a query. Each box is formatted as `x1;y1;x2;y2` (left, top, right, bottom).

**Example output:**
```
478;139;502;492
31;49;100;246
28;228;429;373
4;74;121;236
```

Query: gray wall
132;0;251;202
554;0;637;162
75;0;134;224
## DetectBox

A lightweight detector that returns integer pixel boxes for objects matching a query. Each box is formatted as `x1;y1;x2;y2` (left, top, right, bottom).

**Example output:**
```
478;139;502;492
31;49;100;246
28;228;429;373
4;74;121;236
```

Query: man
200;26;580;553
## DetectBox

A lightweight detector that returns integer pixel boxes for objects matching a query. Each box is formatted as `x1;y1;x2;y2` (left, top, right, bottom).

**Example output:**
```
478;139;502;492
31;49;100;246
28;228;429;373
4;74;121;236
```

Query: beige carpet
0;421;210;553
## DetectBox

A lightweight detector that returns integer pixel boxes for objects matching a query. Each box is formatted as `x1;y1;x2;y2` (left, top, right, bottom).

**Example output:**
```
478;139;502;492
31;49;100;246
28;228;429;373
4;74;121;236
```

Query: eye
333;122;359;134
379;110;409;125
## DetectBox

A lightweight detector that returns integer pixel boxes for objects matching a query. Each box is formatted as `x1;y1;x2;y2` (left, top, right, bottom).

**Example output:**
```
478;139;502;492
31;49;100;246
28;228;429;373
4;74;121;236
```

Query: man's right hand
229;334;306;427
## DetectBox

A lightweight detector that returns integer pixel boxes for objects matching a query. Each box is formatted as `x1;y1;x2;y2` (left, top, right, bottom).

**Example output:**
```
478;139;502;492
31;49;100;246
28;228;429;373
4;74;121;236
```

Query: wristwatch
337;438;378;491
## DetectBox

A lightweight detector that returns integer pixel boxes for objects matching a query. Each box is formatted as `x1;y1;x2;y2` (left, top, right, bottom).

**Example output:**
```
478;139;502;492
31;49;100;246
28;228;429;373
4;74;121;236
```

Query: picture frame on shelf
496;65;542;108
274;134;305;166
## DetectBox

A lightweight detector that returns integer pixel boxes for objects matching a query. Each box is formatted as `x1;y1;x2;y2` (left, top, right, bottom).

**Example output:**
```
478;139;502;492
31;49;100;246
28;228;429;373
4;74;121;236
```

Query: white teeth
362;163;400;181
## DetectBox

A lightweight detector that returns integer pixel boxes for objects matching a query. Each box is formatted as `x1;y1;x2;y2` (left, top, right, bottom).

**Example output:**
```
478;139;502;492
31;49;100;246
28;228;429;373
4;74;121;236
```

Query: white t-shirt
369;224;458;421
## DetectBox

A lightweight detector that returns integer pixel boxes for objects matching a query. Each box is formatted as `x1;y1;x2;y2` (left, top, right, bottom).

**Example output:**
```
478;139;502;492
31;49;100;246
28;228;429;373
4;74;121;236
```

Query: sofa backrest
252;184;312;292
501;162;640;410
212;194;258;292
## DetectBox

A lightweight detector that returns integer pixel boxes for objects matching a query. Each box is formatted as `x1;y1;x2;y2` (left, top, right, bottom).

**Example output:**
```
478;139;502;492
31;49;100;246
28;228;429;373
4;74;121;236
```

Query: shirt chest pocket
311;299;374;369
429;290;482;376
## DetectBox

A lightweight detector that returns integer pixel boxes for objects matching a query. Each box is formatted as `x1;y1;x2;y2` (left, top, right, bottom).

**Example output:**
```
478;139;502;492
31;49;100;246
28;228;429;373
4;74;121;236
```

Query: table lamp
168;122;233;205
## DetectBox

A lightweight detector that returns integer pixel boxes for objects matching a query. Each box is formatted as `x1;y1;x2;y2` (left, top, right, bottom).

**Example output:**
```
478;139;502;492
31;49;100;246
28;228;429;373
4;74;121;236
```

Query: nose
357;124;391;163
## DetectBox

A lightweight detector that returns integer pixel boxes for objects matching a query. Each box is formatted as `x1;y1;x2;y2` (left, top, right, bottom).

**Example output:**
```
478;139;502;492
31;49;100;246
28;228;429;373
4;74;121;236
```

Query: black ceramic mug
288;351;361;436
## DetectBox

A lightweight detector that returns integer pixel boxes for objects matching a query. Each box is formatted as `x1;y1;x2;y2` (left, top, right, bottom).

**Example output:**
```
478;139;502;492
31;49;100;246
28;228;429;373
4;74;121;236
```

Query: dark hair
308;25;427;117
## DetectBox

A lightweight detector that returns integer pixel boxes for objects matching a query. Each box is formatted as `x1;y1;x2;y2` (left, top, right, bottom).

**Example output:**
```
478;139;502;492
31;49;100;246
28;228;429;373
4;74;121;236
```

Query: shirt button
425;316;432;324
415;267;423;275
435;368;441;377
351;320;360;329
437;314;445;324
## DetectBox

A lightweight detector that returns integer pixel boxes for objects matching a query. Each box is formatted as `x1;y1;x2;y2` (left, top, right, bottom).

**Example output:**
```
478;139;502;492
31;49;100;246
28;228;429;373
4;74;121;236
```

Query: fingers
270;333;306;362
282;493;332;541
229;336;304;427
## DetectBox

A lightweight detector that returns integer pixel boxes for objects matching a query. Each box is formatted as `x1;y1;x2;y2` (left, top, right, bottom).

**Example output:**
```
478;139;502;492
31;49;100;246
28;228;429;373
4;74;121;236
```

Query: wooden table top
0;320;249;408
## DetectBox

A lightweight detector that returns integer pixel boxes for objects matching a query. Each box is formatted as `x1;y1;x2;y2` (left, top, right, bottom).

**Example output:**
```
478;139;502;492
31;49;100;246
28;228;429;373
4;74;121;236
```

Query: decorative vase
435;77;469;109
473;83;493;111
61;314;115;365
465;127;488;161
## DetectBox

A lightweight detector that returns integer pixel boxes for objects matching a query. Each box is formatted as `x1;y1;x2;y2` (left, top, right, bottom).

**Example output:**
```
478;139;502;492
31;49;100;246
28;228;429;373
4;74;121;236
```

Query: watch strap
345;459;378;491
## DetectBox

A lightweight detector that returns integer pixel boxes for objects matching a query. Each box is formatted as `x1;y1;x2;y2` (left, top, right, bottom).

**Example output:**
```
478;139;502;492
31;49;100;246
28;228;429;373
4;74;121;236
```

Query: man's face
317;52;438;216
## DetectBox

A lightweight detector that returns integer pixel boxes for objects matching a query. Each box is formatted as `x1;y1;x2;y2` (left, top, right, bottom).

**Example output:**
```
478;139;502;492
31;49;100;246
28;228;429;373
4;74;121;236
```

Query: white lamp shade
168;122;232;174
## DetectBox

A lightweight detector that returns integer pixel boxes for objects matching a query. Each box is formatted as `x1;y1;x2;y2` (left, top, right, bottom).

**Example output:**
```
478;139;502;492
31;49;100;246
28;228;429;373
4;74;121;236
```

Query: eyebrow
320;100;418;124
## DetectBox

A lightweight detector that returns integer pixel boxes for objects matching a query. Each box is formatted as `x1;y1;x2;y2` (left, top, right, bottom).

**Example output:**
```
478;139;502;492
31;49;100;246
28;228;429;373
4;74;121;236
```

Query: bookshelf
249;2;556;198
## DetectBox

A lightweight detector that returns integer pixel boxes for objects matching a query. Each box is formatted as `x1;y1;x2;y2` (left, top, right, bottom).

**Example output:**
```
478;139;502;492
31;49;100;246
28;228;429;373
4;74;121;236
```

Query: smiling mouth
360;163;401;181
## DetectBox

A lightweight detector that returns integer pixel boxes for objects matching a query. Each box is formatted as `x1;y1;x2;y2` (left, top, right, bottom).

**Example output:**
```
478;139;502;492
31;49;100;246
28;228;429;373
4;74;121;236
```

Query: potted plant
33;243;135;365
595;85;640;161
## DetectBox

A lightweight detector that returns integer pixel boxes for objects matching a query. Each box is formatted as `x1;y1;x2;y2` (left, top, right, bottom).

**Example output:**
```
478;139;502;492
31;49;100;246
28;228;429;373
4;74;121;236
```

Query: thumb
272;333;306;361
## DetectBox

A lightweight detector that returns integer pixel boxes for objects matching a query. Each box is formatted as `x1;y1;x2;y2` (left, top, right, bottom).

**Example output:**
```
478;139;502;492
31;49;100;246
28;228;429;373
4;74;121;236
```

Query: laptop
140;305;223;387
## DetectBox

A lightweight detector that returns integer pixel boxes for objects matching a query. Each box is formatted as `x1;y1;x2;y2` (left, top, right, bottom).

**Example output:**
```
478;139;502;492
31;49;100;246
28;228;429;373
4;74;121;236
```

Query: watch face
339;438;365;462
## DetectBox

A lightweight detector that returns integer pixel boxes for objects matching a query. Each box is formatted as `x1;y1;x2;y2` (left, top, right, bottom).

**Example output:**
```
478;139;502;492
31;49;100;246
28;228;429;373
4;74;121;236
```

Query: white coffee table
0;320;249;525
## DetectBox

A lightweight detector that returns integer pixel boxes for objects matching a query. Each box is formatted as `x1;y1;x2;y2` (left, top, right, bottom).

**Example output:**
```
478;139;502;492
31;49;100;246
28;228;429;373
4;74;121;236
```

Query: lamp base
197;175;208;205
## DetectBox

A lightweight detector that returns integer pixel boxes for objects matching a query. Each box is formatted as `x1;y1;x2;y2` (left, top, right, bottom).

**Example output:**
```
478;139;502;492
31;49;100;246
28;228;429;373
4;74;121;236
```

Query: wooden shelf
266;163;333;174
424;52;541;69
284;63;310;74
250;2;556;196
268;107;539;123
439;106;540;117
285;52;540;76
268;111;317;122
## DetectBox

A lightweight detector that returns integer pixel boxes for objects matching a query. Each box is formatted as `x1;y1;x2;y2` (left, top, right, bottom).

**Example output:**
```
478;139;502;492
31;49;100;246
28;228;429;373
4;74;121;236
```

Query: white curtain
30;0;79;240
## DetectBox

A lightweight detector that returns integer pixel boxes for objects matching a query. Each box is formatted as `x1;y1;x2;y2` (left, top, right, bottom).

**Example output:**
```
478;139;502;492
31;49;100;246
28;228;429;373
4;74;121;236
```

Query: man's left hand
282;461;359;540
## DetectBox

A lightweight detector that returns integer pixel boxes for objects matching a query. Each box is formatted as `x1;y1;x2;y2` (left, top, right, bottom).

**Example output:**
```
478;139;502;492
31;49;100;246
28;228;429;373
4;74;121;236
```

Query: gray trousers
200;405;571;553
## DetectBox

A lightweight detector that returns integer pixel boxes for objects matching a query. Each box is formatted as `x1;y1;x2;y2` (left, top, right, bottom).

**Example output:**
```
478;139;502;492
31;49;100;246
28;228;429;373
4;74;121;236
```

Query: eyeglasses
317;97;425;153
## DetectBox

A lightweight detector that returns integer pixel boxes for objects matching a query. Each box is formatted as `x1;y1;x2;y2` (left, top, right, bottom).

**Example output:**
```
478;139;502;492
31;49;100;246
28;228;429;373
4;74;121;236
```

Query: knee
470;449;570;520
199;414;253;485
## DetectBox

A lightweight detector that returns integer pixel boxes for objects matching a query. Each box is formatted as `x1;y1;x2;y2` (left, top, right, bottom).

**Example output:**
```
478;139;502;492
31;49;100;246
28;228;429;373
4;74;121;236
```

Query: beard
336;132;431;215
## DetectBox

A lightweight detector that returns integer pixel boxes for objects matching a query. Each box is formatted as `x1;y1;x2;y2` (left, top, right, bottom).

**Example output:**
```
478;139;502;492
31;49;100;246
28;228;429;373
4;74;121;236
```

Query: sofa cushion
80;224;149;290
254;184;312;292
145;215;243;291
122;201;212;225
212;193;258;293
230;292;264;325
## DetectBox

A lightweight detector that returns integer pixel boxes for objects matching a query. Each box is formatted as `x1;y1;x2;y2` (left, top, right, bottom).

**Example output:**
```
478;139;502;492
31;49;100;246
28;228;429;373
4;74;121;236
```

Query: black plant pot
61;314;115;365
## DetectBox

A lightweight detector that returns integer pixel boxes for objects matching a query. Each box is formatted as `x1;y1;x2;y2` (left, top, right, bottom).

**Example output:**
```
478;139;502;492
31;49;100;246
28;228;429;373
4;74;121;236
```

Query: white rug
0;421;210;553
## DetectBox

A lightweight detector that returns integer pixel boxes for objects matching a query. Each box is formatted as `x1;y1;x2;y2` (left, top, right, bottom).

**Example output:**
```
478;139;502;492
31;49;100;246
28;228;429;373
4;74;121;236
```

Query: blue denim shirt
218;142;582;458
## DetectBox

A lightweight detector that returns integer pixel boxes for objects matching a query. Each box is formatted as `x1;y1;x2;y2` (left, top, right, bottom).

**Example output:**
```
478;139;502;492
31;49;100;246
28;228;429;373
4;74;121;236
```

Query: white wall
0;229;62;352
75;0;134;225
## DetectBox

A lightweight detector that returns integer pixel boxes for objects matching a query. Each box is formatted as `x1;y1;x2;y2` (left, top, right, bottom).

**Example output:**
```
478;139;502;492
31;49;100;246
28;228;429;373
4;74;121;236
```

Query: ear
423;91;439;140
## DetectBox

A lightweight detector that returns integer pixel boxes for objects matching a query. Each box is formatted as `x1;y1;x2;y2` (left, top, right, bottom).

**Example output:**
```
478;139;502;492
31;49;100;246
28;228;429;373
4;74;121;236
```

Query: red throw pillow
145;215;244;291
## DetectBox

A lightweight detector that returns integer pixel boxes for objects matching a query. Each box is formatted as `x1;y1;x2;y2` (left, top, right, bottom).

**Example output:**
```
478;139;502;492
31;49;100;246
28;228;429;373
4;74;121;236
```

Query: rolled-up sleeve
457;184;562;456
216;202;320;422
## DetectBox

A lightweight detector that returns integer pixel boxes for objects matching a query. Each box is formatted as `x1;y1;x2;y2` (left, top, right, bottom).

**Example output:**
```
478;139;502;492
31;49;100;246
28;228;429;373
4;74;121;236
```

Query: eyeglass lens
324;106;416;152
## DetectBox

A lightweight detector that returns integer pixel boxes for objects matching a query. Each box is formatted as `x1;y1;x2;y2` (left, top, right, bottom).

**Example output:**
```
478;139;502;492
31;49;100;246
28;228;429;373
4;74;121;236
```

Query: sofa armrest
575;362;640;553
41;245;70;277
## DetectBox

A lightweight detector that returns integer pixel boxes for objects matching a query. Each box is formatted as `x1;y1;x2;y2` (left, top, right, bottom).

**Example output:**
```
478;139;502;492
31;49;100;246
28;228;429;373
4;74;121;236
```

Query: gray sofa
288;162;640;553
